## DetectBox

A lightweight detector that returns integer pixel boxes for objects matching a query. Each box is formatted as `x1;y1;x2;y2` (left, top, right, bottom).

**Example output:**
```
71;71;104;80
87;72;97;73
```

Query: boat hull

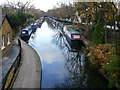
65;35;85;50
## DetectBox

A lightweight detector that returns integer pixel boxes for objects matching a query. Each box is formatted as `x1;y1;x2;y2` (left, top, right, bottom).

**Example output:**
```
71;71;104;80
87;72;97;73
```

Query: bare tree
47;3;75;20
2;0;34;13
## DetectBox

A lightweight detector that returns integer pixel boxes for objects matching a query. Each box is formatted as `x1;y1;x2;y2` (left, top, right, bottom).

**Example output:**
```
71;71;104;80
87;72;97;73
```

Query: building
75;11;88;23
0;15;12;59
75;11;82;23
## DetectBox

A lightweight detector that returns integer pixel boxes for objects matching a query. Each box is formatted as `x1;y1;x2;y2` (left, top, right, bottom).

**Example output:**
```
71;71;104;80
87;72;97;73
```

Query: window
1;35;5;50
7;33;10;45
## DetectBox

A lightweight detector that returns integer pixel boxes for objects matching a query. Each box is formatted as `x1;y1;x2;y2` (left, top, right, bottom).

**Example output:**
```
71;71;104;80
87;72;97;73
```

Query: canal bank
13;39;41;88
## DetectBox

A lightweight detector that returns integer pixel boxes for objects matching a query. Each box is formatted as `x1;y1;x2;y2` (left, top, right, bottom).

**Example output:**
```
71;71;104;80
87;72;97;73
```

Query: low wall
1;39;21;90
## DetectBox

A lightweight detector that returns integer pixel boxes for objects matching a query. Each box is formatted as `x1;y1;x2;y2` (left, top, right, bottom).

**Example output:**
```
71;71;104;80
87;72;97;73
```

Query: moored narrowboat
20;25;32;41
63;25;85;50
31;21;39;32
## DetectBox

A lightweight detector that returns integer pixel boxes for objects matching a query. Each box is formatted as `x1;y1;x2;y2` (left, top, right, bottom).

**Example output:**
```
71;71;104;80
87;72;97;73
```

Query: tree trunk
116;31;120;55
104;24;107;43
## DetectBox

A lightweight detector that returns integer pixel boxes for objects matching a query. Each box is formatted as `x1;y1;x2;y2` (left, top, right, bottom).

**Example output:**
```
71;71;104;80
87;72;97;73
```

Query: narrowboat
31;23;37;32
57;23;64;30
56;18;73;24
63;25;85;50
20;25;32;41
51;20;56;26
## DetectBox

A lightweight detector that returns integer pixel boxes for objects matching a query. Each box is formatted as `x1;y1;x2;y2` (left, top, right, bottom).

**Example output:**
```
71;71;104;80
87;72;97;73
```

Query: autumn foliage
87;44;120;88
87;44;112;68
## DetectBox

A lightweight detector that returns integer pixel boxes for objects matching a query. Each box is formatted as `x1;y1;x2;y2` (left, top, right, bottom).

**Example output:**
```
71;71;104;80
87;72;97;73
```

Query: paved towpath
13;39;41;88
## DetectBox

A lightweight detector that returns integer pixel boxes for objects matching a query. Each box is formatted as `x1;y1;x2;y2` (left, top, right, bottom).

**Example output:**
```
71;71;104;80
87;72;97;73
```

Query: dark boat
31;20;41;32
55;18;73;24
20;25;32;41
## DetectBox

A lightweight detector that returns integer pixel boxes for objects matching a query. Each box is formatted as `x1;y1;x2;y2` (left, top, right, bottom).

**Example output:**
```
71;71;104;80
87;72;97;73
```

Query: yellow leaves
5;68;15;89
100;51;102;54
112;7;117;13
80;13;85;17
87;53;91;56
108;52;112;55
113;74;116;77
87;44;113;66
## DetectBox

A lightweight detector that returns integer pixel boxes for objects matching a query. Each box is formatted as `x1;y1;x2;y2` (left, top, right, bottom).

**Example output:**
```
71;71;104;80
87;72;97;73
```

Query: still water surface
28;21;109;88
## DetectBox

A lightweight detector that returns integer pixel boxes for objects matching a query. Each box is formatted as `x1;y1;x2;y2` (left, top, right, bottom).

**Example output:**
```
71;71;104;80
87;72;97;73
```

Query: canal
28;20;109;88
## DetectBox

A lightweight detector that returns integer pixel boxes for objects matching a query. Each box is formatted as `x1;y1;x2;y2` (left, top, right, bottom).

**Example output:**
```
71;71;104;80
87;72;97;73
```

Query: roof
66;25;81;34
67;28;80;34
0;15;8;28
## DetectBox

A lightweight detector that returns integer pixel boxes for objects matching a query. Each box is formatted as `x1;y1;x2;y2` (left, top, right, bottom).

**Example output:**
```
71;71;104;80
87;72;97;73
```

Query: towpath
13;39;41;88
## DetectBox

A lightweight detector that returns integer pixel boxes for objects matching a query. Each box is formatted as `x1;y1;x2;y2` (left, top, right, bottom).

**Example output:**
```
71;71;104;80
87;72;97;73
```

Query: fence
1;39;22;89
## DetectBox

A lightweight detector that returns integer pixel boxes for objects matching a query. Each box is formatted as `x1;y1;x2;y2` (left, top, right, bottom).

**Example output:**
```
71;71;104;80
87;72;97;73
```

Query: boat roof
65;25;82;34
67;28;80;34
22;26;31;31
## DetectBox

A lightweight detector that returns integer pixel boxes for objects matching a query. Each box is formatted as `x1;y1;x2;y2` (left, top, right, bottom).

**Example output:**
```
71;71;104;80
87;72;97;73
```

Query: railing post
18;39;22;65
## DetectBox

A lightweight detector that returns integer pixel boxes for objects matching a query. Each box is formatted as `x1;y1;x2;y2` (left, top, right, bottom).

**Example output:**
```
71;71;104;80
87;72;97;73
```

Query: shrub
91;22;104;45
7;14;21;28
102;55;120;88
7;12;33;29
7;12;33;38
87;44;112;70
87;44;120;88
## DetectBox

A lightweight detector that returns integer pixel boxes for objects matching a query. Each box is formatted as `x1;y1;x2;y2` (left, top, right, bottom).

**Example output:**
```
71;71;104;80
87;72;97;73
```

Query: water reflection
29;21;68;88
52;26;88;88
28;20;108;88
52;28;86;68
49;20;109;88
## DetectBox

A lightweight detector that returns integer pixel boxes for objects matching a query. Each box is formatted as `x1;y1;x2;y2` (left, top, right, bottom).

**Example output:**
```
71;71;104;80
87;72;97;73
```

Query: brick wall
0;29;2;60
0;18;12;58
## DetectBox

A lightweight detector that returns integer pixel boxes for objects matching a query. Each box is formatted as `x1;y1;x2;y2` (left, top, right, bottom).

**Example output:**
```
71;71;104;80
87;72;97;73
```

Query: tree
2;0;44;20
2;0;34;13
74;2;118;44
47;3;75;20
7;11;33;29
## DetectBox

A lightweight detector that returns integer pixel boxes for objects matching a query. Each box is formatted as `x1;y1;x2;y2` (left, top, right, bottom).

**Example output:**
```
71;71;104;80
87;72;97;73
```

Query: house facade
0;15;12;59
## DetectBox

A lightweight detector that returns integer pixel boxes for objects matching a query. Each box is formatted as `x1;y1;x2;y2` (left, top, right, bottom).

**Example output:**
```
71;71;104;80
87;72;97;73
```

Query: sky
0;0;73;12
1;0;119;12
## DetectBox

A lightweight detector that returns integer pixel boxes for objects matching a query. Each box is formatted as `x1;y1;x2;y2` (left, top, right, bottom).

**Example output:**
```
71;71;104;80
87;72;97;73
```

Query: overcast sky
1;0;119;12
0;0;72;12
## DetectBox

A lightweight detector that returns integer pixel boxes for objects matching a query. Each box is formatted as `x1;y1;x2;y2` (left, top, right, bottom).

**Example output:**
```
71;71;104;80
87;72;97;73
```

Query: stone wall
0;18;12;58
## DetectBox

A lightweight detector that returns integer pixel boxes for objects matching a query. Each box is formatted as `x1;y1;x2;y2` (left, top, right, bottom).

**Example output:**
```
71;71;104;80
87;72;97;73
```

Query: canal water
28;21;109;88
